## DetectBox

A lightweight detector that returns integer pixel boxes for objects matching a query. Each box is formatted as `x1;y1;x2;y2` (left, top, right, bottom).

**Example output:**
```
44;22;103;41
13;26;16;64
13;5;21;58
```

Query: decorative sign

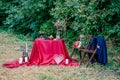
53;54;64;64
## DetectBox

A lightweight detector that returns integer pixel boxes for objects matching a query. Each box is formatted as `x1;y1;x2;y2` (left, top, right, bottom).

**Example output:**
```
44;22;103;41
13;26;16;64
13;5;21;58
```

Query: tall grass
0;27;33;45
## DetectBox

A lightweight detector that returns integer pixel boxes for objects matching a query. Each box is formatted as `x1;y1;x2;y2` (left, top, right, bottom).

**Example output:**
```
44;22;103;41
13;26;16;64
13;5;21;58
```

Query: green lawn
0;31;120;80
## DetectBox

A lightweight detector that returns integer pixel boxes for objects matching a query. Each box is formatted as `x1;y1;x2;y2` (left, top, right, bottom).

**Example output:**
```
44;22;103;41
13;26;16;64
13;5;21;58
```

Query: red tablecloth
3;38;78;68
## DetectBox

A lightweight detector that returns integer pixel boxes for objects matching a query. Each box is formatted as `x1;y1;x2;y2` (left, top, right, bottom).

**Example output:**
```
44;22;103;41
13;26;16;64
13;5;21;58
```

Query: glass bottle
56;30;60;39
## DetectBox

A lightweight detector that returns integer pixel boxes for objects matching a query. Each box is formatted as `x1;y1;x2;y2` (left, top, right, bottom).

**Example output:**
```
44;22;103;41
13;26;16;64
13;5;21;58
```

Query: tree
50;0;120;44
3;0;56;38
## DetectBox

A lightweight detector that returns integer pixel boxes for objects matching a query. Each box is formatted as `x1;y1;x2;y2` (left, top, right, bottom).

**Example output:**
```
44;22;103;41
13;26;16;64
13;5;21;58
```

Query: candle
65;59;69;64
26;43;28;53
25;57;28;62
19;58;23;64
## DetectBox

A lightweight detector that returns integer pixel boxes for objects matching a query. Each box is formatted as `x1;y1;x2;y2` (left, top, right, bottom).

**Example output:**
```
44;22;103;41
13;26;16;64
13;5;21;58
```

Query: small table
28;38;74;65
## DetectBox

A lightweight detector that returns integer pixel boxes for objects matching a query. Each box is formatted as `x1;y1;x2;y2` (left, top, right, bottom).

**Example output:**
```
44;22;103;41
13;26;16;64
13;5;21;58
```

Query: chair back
78;35;92;49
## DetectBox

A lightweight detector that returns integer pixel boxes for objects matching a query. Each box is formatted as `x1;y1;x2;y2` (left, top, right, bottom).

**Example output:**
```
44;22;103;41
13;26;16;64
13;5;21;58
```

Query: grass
0;30;120;80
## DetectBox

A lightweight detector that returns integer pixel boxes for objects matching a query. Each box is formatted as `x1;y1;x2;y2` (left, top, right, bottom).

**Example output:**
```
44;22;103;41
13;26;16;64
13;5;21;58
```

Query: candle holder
22;43;28;62
38;31;45;38
22;51;28;62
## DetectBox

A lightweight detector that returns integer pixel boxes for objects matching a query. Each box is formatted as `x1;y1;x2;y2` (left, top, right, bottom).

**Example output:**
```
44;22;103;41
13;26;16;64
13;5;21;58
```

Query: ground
0;32;120;80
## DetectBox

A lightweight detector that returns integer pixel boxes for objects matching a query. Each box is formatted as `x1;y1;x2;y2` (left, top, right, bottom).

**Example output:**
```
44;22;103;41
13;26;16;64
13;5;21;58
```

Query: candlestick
26;43;28;53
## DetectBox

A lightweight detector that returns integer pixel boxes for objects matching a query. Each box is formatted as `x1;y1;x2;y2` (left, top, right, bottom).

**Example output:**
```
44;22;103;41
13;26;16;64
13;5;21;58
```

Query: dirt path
0;33;120;80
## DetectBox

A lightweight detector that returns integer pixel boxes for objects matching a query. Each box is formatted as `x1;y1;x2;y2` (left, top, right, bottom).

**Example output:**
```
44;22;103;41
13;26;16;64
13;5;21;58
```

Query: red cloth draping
3;38;78;68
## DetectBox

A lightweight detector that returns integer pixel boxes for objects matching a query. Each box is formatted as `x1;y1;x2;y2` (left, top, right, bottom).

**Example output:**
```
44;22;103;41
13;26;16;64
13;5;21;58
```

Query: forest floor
0;31;120;80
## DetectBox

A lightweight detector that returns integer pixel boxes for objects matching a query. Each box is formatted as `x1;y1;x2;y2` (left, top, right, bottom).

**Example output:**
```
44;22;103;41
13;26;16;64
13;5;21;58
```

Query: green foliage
40;19;56;37
0;0;10;25
50;0;120;42
110;45;120;74
1;0;120;42
3;0;56;38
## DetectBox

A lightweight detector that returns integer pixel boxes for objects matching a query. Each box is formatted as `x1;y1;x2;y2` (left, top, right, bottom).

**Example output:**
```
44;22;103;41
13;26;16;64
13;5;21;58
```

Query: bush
50;0;120;43
3;0;56;38
0;0;9;25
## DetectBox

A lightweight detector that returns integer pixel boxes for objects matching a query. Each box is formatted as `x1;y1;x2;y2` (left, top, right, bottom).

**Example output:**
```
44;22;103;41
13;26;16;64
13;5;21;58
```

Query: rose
49;35;54;40
54;21;61;27
54;21;62;31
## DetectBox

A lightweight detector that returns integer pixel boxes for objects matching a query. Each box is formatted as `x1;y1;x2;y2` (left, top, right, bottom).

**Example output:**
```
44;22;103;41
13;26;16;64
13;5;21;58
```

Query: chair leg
86;53;95;67
79;51;82;59
70;48;75;58
79;53;86;65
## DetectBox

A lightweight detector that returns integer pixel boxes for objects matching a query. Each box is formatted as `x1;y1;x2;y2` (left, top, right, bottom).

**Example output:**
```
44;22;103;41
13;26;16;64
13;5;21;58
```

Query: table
3;38;78;68
28;38;78;66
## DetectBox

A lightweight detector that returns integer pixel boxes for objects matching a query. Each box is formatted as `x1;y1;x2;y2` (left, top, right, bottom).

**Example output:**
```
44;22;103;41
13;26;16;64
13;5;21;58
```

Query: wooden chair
70;35;98;67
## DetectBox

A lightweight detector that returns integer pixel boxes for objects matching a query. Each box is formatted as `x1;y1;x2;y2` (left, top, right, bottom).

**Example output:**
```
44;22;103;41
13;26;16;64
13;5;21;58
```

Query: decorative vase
56;30;60;39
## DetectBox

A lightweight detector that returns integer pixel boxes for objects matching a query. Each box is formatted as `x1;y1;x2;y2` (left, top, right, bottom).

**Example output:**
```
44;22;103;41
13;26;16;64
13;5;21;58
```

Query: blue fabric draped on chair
88;36;108;65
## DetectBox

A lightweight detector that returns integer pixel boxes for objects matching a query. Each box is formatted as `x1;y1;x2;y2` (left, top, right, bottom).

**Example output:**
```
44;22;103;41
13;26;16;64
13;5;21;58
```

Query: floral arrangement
54;21;62;31
74;41;82;48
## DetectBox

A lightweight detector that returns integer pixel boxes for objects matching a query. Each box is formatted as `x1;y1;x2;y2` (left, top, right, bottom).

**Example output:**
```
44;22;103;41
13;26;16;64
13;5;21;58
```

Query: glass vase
56;30;60;39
